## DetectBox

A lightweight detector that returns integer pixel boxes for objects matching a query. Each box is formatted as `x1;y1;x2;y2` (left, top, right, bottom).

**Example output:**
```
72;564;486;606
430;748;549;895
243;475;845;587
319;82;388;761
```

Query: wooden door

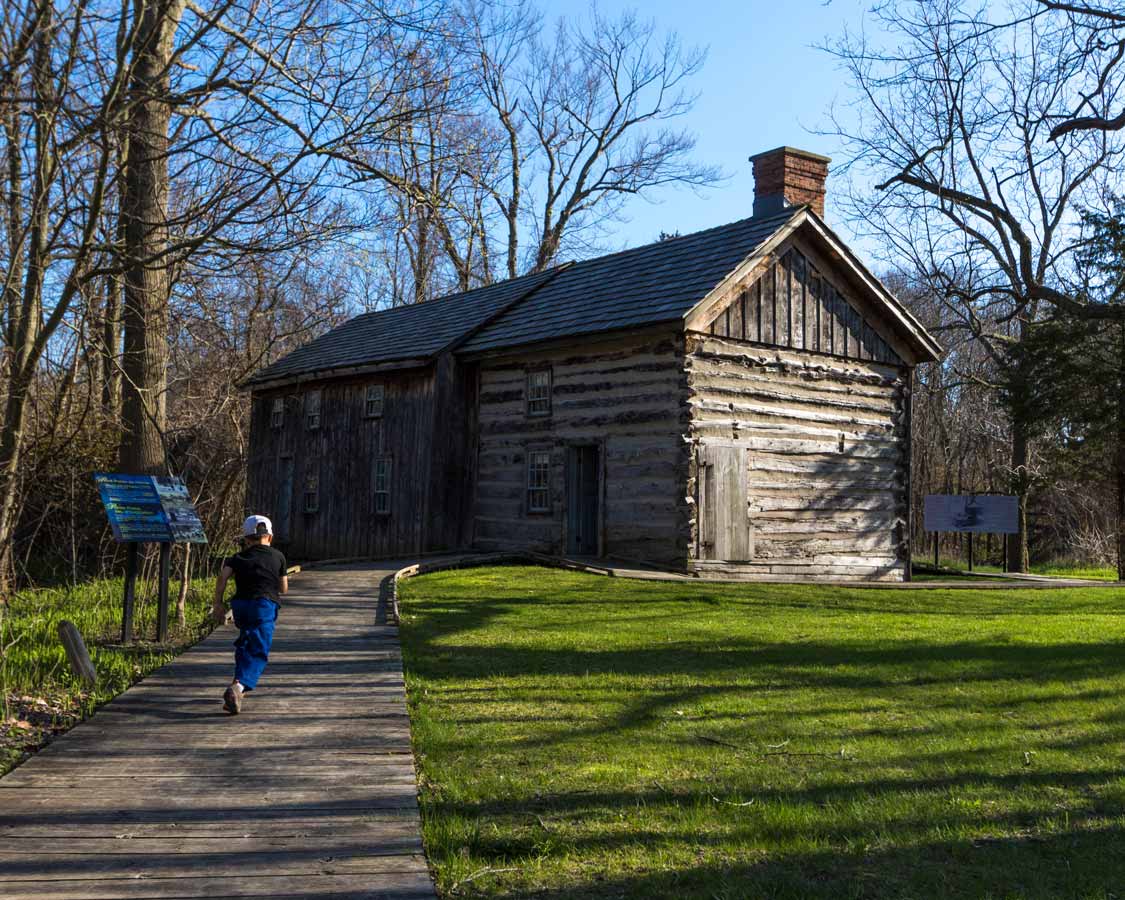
698;445;751;561
275;456;294;543
566;445;600;556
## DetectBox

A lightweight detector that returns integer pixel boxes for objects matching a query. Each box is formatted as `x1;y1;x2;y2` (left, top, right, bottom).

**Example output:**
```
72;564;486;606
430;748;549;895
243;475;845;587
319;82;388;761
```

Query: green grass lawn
919;557;1119;582
398;566;1125;899
1;573;216;775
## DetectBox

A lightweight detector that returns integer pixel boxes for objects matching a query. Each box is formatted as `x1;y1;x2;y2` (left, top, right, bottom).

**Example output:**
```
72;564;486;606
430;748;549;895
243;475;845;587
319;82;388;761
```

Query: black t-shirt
223;545;287;603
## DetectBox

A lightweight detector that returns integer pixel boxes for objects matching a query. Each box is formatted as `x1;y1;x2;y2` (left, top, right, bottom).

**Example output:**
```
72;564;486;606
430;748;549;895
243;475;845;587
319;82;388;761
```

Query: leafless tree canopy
0;0;720;592
827;0;1125;572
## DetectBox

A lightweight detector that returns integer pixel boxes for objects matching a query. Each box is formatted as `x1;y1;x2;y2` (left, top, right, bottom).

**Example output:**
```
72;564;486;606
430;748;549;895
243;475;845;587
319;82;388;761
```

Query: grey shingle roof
458;209;798;353
246;267;563;385
246;208;800;385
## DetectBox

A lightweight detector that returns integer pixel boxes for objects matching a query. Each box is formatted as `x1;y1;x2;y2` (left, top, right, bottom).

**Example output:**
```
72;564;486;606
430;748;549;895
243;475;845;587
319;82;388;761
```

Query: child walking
212;515;288;714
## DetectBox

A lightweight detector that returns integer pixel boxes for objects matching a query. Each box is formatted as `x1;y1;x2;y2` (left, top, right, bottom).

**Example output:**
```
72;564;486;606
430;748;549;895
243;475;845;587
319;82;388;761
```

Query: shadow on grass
482;825;1125;899
400;571;1125;898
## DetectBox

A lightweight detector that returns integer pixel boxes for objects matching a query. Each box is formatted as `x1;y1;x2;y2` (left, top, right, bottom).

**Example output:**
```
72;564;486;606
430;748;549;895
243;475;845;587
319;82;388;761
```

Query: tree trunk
1007;421;1031;573
118;0;185;475
0;11;52;598
0;376;31;598
1117;322;1125;582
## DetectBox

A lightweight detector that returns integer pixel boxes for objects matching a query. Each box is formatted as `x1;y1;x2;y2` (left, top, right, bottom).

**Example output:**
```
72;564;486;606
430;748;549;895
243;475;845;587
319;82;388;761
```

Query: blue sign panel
94;474;208;544
923;494;1019;534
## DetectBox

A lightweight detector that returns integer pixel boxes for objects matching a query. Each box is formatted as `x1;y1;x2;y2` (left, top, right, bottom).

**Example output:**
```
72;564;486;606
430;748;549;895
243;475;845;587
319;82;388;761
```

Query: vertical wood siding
685;333;910;581
247;367;438;561
707;246;905;367
473;332;688;565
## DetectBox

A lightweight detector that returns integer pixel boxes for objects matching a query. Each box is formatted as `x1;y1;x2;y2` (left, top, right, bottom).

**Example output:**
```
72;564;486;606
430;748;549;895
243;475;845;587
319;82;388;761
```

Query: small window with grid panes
373;457;391;515
303;475;319;513
270;397;284;429
526;368;551;416
527;450;550;513
305;390;321;431
365;384;385;418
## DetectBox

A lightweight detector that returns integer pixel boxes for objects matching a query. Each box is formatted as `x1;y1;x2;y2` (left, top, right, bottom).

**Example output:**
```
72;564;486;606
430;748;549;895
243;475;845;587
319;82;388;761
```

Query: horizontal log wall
473;332;688;564
247;367;437;561
685;333;910;581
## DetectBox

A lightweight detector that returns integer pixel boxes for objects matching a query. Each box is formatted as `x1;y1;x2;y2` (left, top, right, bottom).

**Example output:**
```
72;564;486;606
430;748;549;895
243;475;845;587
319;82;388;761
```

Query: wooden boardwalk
0;564;435;900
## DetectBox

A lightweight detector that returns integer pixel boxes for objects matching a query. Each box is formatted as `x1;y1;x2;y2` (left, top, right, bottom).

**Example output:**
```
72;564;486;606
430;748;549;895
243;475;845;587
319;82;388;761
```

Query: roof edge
682;207;808;329
682;206;943;365
801;211;943;363
241;356;433;392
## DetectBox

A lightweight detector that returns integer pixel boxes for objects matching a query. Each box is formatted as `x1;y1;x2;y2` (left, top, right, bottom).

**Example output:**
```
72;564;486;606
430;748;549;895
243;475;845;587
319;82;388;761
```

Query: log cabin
244;147;941;580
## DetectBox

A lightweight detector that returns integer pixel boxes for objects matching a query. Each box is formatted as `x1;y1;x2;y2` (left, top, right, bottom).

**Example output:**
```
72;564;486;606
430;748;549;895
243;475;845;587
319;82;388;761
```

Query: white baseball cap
243;514;273;537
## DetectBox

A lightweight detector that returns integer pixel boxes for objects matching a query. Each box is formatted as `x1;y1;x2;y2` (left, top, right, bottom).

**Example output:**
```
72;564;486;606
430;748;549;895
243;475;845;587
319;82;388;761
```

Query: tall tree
1005;207;1125;579
357;2;721;300
827;0;1125;570
118;0;187;474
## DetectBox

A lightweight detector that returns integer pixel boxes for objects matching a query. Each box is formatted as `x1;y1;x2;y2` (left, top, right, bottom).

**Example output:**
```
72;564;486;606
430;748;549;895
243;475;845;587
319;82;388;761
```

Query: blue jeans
231;597;279;691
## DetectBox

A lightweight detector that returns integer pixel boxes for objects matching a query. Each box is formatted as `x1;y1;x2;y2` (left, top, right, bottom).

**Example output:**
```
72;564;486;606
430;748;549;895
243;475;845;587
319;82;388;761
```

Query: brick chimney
750;146;831;218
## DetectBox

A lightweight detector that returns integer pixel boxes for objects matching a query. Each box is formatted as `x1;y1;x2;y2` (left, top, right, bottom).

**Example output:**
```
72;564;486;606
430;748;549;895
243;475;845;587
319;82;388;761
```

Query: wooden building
245;147;941;580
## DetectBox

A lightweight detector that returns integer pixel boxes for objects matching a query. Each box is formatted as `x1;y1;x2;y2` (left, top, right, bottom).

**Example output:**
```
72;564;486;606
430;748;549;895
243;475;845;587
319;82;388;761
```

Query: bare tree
826;0;1125;570
0;0;451;593
357;2;722;298
1038;0;1125;140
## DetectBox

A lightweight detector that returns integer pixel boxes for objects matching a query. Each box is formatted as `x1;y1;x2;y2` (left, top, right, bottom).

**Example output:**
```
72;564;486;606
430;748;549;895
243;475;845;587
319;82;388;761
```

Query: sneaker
223;684;242;715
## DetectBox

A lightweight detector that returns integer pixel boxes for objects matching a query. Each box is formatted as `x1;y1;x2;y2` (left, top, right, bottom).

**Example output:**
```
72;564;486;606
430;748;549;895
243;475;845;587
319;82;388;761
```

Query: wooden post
934;532;940;568
1003;535;1009;573
903;372;913;582
157;541;171;643
58;621;97;687
968;532;974;572
122;542;139;643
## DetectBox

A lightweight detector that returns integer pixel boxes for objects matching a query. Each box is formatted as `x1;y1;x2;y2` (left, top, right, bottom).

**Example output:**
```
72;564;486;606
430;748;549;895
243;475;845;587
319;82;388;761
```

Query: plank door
698;445;752;561
566;445;600;556
275;456;294;543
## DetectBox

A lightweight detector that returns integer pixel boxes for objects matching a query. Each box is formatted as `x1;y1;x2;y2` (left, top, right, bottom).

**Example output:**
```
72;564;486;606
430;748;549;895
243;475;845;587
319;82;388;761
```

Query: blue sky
546;0;872;248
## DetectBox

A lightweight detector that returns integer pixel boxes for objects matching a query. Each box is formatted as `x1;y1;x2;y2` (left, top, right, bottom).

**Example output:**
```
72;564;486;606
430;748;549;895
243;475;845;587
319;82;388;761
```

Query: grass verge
919;556;1118;581
1;574;216;776
399;565;1125;899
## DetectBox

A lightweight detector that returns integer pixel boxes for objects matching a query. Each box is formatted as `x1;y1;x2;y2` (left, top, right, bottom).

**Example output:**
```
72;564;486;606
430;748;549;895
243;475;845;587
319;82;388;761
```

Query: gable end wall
684;333;910;581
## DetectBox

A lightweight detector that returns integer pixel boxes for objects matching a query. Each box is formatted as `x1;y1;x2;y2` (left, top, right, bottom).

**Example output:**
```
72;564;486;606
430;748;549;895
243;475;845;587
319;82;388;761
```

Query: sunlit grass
399;566;1125;899
1;573;216;776
920;555;1118;581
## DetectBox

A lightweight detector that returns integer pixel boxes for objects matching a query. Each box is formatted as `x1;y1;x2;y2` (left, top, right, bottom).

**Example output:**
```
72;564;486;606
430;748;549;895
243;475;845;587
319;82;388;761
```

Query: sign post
94;474;208;643
923;494;1019;572
122;542;139;644
157;542;172;643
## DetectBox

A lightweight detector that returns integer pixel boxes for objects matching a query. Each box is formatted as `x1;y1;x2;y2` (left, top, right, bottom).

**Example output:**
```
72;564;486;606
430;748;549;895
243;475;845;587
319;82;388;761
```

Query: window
373;457;391;515
270;397;284;429
527;450;551;513
303;475;319;513
305;390;321;431
365;384;385;418
526;368;551;416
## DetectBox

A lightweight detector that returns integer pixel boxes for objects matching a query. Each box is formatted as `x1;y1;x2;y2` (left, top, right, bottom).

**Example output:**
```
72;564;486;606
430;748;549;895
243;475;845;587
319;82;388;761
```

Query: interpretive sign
923;494;1018;534
94;474;208;544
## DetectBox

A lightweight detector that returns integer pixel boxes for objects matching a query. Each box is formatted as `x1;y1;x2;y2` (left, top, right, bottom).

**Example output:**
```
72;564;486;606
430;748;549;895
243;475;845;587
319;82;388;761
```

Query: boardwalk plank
0;564;435;899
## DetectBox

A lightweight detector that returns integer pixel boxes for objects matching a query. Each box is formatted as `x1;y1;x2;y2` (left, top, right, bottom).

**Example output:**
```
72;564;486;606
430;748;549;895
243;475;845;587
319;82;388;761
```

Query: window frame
305;389;322;431
270;397;284;430
373;456;391;516
303;474;319;514
526;449;551;514
365;383;385;419
526;367;552;417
